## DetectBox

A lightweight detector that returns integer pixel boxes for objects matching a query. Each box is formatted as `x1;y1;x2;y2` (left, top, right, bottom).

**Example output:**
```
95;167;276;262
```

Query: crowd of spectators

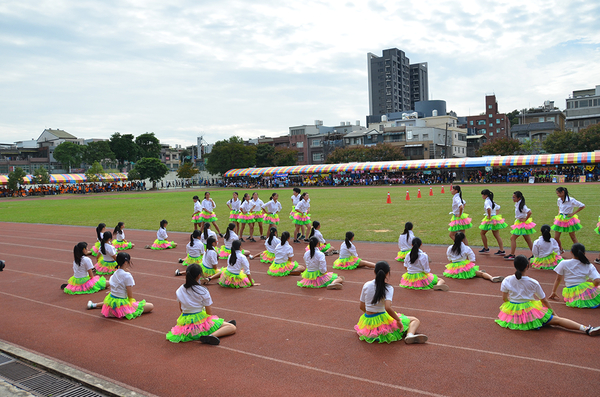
0;181;147;198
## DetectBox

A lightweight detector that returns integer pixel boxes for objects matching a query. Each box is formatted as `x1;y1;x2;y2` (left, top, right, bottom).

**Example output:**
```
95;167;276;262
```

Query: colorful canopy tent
223;152;600;178
0;173;128;185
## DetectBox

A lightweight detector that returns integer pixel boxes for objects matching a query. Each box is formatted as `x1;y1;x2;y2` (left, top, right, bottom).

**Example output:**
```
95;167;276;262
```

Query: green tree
127;168;141;181
542;130;579;154
109;133;139;166
85;161;105;182
32;166;50;185
135;132;161;159
83;141;116;166
176;162;199;179
8;167;26;191
507;110;520;126
368;143;406;161
205;136;256;175
326;146;369;163
53;141;82;172
273;147;297;166
255;144;275;167
180;148;191;163
577;123;600;152
476;137;521;156
517;140;544;155
131;157;169;188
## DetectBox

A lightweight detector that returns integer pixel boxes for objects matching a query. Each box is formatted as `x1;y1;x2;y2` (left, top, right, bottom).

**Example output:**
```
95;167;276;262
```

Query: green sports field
1;184;599;249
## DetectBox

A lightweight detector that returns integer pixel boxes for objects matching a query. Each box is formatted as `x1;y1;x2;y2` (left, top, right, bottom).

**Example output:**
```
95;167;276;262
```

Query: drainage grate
0;354;14;365
0;361;42;381
57;386;106;397
20;373;78;396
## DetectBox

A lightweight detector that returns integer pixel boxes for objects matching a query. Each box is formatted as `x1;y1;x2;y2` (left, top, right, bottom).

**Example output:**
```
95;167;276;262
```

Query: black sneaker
219;233;224;238
60;283;68;290
494;250;505;256
296;232;301;239
300;235;305;240
293;239;300;243
504;254;515;260
199;335;220;345
260;236;266;240
0;260;4;271
586;326;600;336
228;320;237;326
178;258;184;263
479;248;490;253
240;238;245;242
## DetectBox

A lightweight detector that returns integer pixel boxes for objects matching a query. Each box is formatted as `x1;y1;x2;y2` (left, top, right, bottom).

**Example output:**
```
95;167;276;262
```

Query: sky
1;0;599;147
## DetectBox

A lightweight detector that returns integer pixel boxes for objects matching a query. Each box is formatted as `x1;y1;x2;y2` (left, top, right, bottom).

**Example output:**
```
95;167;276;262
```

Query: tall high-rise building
367;48;428;117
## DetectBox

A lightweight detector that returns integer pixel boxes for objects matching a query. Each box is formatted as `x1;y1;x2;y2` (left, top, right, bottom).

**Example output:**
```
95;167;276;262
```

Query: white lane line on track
1;290;598;379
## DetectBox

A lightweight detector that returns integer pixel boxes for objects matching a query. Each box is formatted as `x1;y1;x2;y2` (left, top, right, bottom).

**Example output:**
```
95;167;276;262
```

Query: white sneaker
175;269;181;276
586;325;600;336
491;276;504;283
86;301;95;310
432;284;449;291
405;334;428;344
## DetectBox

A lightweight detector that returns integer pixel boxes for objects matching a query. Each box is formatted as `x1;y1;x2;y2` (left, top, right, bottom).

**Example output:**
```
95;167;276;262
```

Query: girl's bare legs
142;302;154;313
234;221;239;235
212;221;221;235
510;234;518;255
568;231;578;245
294;224;301;240
492;230;504;251
406;316;421;335
240;223;246;238
357;259;376;269
548;316;585;331
554;231;563;251
475;270;503;282
211;322;236;338
524;235;533;251
257;222;264;237
481;230;489;249
449;231;456;241
248;224;254;239
289;264;306;275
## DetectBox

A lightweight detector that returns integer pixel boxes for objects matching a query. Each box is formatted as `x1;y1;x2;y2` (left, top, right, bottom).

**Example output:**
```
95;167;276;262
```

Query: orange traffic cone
429;187;433;196
405;190;410;201
441;185;445;194
417;189;422;198
386;192;391;204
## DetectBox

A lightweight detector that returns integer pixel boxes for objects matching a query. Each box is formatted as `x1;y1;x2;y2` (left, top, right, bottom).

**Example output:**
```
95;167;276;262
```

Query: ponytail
184;263;202;289
540;224;551;243
409;237;422;264
225;223;235;241
229;240;241;265
513;255;528;280
203;223;210;240
309;221;319;238
116;252;130;268
96;223;106;242
100;231;112;255
309;236;318;259
113;222;124;236
73;242;87;266
268;227;277;245
454;185;464;204
344;231;354;249
571;243;590;264
451;232;464;255
160;219;168;229
514;191;525;212
190;230;201;247
556;187;570;203
481;189;495;209
206;236;216;251
402;222;413;240
280;231;290;245
371;261;391;305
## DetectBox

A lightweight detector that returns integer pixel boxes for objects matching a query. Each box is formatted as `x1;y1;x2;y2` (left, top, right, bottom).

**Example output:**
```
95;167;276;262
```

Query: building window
311;139;322;147
496;119;500;124
477;120;486;125
469;120;473;125
312;153;323;162
422;134;429;140
489;114;493;118
296;141;303;148
496;128;500;133
490;132;494;136
539;117;544;123
488;105;492;109
297;153;304;162
547;117;555;122
490;123;493;127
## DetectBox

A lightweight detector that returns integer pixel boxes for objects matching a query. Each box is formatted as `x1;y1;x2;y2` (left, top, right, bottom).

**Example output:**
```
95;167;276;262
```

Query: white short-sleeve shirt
200;229;217;246
554;259;600;287
240;200;253;213
532;237;560;258
223;231;239;249
291;194;301;207
227;251;250;274
557;197;584;215
313;230;326;245
186;239;205;258
102;243;117;259
303;249;327;273
157;228;168;240
193;201;201;213
176;284;213;314
500;275;545;303
202;199;215;212
73;256;94;278
451;193;465;216
360;279;393;313
446;243;475;262
514;200;531;220
227;198;240;211
262;200;282;214
339;241;358;259
404;249;431;273
202;250;219;269
108;268;135;299
484;198;499;216
115;231;126;242
274;241;294;263
264;236;281;253
250;198;264;212
398;231;414;251
295;199;310;214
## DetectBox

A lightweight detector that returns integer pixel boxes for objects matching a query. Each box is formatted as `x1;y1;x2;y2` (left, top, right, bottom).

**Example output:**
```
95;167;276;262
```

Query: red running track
1;222;599;396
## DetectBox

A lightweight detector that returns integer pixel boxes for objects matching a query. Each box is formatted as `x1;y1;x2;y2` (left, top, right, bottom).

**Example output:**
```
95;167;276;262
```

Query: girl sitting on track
216;240;258;288
197;236;222;281
262;192;282;226
448;185;472;244
226;192;241;235
395;222;414;263
87;252;154;320
549;243;600;309
200;192;222;236
298;237;344;290
146;220;177;250
505;191;535;260
478;189;507;255
95;231;118;275
444;232;503;283
551;187;585;252
268;231;305;276
191;195;202;231
333;232;376;270
238;193;255;242
399;238;448;291
305;221;336;256
91;223;106;257
292;193;311;243
496;255;599;335
530;225;563;270
259;227;280;264
219;223;253;260
355;261;428;344
63;242;107;294
175;230;205;276
166;264;237;345
112;222;134;251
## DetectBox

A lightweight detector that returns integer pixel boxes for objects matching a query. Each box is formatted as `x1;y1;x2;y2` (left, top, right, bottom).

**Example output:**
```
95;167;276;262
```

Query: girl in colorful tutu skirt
250;192;266;240
112;222;134;250
268;231;305;276
219;223;253;260
333;232;376;270
305;221;336;256
444;232;503;282
90;223;106;257
530;225;563;270
355;261;428;344
262;192;282;227
448;185;472;244
238;193;256;242
549;243;600;309
395;222;414;262
63;242;107;295
87;252;154;319
200;223;218;251
216;240;258;288
400;238;448;291
259;227;280;264
551;187;585;252
595;216;600;265
479;189;507;255
226;192;241;235
505;191;535;260
146;220;177;250
496;255;599;336
195;236;222;282
175;230;205;277
298;237;344;290
292;193;312;243
167;264;237;345
200;191;222;236
289;187;305;236
95;231;118;275
191;195;202;231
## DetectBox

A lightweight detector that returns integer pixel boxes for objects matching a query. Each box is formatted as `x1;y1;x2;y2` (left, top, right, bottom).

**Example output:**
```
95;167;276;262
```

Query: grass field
1;183;599;249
